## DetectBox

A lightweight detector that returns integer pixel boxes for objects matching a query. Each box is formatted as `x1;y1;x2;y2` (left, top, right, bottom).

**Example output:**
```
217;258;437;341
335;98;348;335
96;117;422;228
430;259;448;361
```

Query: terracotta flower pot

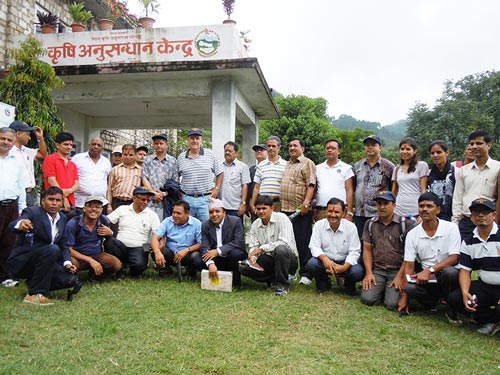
71;23;86;32
41;24;56;34
98;19;115;31
138;17;155;29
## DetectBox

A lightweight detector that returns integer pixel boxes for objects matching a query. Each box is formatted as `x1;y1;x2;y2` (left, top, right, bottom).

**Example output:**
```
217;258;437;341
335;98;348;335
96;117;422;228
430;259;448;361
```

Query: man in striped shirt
177;128;223;223
250;136;286;213
107;144;143;213
447;198;500;336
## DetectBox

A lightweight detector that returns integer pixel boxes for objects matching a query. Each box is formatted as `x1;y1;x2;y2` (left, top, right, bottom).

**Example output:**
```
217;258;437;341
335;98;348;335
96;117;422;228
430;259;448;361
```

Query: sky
128;0;500;126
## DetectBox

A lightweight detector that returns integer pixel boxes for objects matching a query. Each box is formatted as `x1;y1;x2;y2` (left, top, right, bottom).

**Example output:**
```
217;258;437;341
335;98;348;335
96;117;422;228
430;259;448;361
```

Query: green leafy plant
139;0;160;17
0;36;65;191
69;2;93;24
36;11;59;27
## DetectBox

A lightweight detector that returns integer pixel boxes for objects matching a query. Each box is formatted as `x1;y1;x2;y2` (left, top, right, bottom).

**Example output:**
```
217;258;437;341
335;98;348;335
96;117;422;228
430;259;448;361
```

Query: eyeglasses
136;197;151;202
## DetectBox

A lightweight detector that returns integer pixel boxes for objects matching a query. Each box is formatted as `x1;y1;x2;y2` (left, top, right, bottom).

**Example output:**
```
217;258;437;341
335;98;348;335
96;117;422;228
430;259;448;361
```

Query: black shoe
186;267;197;281
67;281;84;301
159;267;173;278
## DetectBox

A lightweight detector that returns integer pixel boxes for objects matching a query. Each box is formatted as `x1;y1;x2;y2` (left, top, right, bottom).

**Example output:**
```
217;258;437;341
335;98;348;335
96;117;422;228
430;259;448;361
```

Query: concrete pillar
242;121;258;167
211;79;236;161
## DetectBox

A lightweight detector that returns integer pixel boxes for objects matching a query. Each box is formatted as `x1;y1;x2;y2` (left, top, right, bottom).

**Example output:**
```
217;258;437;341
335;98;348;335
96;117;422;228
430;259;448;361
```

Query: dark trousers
152;247;203;273
225;210;244;225
282;210;313;278
354;215;370;241
447;279;500;324
306;257;365;292
9;244;78;295
198;248;247;286
0;201;19;282
458;216;475;240
404;266;459;309
239;244;298;288
104;237;148;276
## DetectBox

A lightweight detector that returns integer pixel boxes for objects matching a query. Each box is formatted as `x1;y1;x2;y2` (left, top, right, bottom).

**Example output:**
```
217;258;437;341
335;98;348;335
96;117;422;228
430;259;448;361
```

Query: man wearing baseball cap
9;120;48;207
104;187;160;277
352;135;394;240
177;128;223;223
361;191;413;309
65;196;121;282
142;133;178;220
447;198;500;336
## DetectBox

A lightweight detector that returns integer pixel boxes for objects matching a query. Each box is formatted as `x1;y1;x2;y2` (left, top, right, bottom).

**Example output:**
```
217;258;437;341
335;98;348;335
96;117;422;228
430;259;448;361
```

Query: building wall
0;0;73;69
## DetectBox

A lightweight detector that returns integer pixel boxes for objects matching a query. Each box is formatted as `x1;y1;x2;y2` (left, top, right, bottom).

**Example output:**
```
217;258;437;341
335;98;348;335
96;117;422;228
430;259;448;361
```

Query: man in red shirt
42;132;79;213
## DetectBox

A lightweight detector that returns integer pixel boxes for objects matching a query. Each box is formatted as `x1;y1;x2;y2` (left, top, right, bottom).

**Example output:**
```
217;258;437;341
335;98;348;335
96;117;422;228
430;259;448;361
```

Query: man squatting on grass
5;127;500;339
361;191;413;310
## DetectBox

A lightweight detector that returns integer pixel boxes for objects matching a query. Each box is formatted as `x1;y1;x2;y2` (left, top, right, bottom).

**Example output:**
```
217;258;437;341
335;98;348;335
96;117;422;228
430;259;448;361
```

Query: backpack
367;216;414;245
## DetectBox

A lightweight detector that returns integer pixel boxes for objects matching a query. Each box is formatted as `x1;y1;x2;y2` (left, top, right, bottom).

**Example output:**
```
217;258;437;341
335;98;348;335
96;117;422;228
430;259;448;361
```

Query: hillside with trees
331;114;407;148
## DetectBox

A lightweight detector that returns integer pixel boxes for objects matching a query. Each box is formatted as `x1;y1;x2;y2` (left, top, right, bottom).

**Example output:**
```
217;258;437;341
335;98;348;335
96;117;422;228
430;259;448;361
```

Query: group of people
1;121;499;337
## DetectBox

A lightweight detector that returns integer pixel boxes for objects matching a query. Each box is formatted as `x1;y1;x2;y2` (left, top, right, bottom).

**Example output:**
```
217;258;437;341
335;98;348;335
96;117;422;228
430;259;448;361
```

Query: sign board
19;25;248;67
201;270;233;292
0;102;15;127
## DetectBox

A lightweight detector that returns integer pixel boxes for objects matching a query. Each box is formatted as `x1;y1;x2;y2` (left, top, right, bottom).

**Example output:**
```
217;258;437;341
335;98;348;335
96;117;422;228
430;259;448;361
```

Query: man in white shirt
105;187;160;277
0;127;26;287
315;139;354;221
400;192;460;313
452;130;500;238
306;197;363;295
240;195;298;296
71;137;111;213
9;120;47;207
220;141;250;222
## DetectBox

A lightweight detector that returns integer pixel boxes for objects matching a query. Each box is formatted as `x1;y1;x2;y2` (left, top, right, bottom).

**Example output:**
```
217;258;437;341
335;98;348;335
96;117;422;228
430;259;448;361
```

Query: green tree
259;95;372;164
0;36;65;152
0;36;66;192
407;71;500;162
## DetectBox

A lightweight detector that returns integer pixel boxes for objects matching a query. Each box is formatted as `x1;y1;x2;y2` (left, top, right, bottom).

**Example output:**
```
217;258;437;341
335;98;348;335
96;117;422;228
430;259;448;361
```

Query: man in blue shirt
150;200;202;279
65;196;122;282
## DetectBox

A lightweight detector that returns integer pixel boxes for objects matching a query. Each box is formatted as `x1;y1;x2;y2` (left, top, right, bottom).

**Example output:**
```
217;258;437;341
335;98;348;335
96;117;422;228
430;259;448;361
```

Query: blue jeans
182;194;209;223
306;257;364;292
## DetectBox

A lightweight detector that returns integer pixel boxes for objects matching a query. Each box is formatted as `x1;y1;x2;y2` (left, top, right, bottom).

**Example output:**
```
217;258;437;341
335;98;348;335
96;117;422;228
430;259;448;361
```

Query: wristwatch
429;267;435;273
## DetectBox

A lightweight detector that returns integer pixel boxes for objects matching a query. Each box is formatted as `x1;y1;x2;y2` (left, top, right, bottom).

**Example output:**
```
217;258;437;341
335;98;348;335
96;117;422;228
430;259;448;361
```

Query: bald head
88;137;104;159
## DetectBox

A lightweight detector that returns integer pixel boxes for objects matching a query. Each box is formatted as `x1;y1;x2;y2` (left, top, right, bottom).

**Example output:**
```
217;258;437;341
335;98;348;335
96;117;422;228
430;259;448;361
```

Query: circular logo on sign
5;108;11;116
195;28;220;57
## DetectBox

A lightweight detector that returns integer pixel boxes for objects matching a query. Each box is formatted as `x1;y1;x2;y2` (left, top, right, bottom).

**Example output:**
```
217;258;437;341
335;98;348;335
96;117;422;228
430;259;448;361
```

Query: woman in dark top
427;140;455;221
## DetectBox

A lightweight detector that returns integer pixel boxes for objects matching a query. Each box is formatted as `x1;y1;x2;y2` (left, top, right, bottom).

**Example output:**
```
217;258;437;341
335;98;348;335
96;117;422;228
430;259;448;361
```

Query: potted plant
98;0;122;30
36;11;59;34
138;0;160;29
69;2;93;32
222;0;236;24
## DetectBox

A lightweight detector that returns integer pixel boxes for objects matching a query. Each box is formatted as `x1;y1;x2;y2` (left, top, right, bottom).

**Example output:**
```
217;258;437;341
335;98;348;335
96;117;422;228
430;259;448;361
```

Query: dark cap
469;198;495;212
363;134;382;145
152;133;168;142
374;191;396;203
188;128;203;136
136;146;148;153
9;120;37;132
132;187;155;196
252;144;268;151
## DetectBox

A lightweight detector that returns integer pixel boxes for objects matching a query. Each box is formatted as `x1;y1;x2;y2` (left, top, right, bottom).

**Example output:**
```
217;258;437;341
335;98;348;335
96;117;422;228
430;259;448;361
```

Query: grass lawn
1;270;499;375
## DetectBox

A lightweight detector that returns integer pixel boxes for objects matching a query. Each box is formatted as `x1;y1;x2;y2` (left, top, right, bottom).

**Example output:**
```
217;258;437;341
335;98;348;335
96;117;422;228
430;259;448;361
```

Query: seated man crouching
199;198;247;287
239;195;298;296
305;197;364;295
150;200;202;280
7;187;81;305
65;196;122;282
104;187;160;277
